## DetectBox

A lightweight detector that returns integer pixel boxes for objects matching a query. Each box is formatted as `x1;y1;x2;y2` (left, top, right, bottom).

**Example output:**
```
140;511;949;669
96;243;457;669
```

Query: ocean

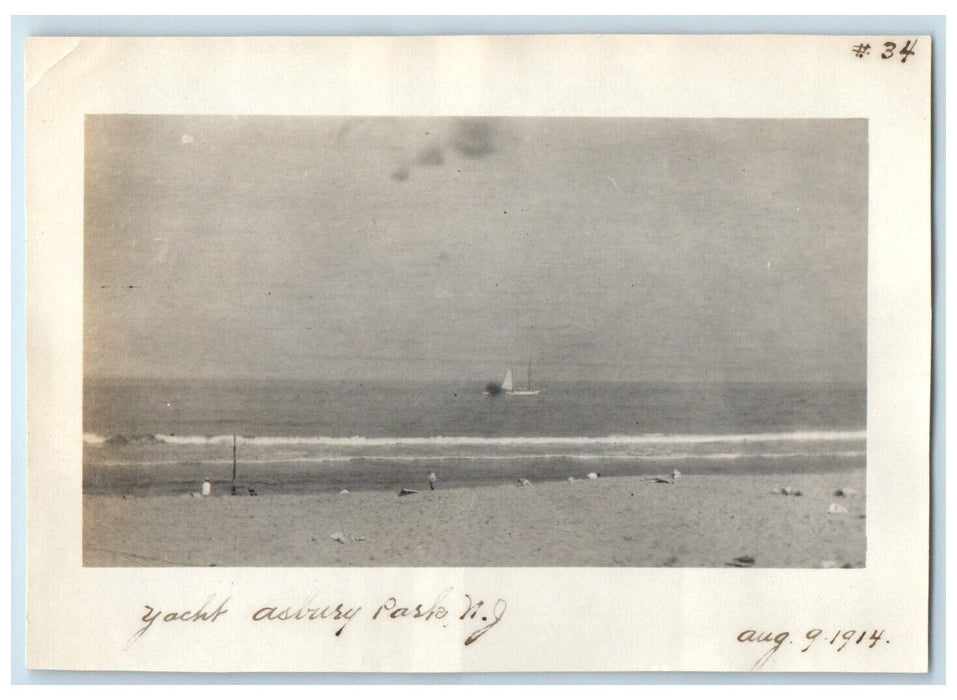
83;379;866;496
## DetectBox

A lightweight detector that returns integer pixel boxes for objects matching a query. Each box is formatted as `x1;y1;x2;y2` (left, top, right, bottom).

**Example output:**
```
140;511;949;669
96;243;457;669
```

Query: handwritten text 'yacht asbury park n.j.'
127;587;507;649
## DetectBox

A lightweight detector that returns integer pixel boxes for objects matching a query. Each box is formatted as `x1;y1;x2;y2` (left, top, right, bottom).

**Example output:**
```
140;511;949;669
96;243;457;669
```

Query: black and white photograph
82;115;868;568
23;33;931;673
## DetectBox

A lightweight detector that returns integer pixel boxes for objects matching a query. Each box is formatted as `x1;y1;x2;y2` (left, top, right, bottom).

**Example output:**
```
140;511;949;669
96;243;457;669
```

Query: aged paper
26;35;930;672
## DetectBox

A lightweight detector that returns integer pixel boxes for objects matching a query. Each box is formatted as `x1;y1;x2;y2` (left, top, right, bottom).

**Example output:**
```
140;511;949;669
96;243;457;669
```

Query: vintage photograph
82;115;868;568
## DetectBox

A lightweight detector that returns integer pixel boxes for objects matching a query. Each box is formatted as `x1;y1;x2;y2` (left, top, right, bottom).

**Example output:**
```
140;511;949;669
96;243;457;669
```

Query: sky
84;116;867;383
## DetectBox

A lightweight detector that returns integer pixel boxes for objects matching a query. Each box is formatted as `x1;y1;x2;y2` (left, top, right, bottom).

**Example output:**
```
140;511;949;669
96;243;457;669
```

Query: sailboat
506;362;539;396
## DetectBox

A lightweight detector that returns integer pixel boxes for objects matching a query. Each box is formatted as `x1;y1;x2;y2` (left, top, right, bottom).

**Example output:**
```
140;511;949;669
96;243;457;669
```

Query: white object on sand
339;489;350;495
587;472;599;480
518;478;532;487
827;503;849;514
671;469;681;481
330;532;346;544
567;477;576;483
201;480;211;497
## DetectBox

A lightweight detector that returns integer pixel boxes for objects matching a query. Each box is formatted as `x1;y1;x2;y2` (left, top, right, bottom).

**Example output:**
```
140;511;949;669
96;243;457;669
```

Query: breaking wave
85;429;866;447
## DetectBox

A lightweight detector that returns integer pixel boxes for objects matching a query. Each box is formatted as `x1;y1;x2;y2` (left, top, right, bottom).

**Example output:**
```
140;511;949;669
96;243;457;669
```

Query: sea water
83;379;865;495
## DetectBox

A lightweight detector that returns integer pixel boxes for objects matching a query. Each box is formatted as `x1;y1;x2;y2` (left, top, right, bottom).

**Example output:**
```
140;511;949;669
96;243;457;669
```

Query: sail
501;369;513;392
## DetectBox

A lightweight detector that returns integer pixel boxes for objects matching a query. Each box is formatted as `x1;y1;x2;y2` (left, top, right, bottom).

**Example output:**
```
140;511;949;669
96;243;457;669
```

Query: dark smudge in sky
451;119;496;159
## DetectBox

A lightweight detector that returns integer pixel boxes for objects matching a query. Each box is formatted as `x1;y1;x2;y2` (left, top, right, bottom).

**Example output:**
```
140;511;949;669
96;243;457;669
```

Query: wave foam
85;429;866;447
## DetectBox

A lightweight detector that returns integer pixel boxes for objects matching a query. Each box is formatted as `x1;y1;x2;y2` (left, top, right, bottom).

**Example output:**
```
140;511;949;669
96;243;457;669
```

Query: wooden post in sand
231;434;238;495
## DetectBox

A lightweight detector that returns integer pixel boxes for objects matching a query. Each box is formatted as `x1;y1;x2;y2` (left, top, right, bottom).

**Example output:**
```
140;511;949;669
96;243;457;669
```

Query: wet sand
83;468;865;568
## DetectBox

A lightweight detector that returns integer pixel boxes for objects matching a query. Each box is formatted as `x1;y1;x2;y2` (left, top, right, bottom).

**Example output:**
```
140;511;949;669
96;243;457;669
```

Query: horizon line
83;375;867;386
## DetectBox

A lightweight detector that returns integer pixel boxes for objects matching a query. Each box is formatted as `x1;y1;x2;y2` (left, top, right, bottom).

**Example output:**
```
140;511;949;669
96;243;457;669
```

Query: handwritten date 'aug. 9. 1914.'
738;628;890;671
128;588;506;650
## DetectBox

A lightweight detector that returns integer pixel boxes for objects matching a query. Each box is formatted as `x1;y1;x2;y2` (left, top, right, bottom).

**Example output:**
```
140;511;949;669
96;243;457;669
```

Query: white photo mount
25;35;930;673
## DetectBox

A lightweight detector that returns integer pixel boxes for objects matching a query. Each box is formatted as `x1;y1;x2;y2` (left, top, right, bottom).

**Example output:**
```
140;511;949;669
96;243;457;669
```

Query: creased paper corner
25;37;82;92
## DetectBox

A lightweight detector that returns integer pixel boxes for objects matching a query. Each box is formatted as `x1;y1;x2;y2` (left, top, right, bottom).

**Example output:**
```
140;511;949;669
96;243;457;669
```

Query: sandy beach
84;468;865;568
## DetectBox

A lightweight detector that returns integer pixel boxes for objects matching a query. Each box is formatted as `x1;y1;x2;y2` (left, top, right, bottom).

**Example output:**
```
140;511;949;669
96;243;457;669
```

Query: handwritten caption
737;627;889;671
127;587;506;650
852;39;918;63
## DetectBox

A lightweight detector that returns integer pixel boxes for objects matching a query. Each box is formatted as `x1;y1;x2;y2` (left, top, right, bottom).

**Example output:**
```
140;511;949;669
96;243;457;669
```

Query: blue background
10;14;946;685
